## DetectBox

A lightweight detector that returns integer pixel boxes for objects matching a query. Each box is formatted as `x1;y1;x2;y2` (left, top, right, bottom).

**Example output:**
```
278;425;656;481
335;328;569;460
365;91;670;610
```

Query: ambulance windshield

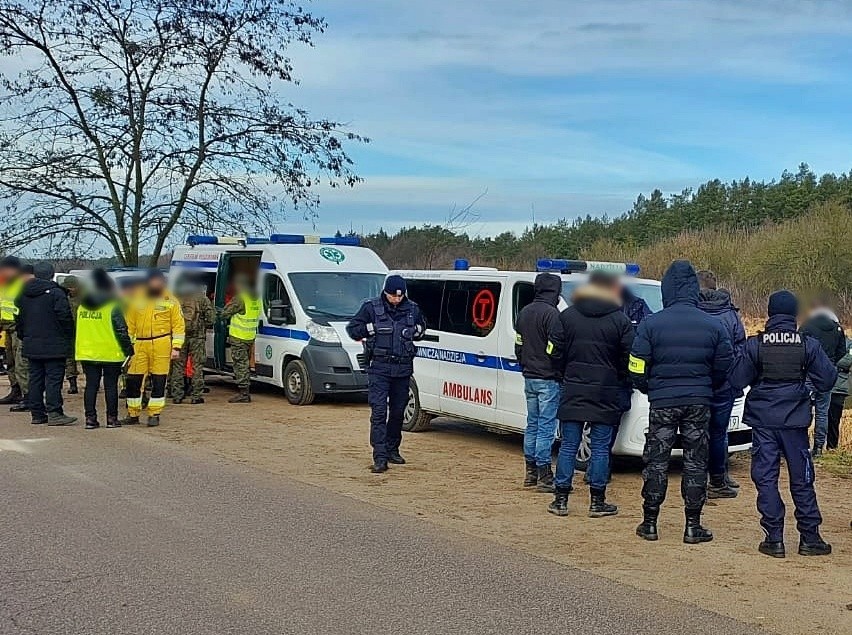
289;272;386;321
561;280;663;313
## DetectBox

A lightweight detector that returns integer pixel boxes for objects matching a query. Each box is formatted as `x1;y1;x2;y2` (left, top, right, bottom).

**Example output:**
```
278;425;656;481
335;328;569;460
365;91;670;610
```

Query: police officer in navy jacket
730;290;837;558
347;275;425;473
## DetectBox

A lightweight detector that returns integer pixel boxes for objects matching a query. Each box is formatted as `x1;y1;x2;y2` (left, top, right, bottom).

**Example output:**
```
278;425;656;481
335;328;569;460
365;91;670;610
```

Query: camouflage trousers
65;357;79;379
229;337;253;389
641;404;710;511
168;337;207;399
10;331;29;394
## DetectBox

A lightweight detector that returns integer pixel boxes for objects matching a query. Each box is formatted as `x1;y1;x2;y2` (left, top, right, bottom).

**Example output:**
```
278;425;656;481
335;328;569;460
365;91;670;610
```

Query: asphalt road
0;416;765;635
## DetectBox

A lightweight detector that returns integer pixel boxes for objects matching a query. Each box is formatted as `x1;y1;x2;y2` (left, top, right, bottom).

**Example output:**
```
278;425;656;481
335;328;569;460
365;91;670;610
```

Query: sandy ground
6;376;851;634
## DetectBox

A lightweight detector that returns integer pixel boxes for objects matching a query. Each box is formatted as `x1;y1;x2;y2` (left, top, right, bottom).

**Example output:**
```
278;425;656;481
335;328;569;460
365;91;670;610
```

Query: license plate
728;416;740;431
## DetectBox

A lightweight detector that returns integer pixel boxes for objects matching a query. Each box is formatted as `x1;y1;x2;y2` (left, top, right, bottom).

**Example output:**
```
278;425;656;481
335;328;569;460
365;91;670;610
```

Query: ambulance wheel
574;423;592;472
284;359;315;405
403;377;432;432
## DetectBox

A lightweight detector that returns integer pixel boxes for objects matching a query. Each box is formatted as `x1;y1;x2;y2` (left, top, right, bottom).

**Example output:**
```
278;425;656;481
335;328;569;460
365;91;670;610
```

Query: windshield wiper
307;309;350;320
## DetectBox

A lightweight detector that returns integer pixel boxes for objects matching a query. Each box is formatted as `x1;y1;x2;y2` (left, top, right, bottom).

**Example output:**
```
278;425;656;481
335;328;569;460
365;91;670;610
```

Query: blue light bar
321;236;361;246
536;258;641;276
625;263;641;276
246;237;271;245
269;234;306;244
187;235;218;246
454;258;470;271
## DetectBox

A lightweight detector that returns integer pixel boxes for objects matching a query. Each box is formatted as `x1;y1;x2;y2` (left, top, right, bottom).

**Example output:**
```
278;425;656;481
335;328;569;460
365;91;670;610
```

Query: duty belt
135;333;171;341
373;354;410;364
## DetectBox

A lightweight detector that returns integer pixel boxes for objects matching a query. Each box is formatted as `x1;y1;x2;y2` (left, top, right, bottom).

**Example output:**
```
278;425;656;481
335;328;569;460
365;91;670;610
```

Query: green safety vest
0;277;24;322
228;293;261;342
75;302;125;362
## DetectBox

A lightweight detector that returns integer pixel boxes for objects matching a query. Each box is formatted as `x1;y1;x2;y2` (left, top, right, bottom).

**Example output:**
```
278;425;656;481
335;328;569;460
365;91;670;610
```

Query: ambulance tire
402;377;432;432
283;359;315;406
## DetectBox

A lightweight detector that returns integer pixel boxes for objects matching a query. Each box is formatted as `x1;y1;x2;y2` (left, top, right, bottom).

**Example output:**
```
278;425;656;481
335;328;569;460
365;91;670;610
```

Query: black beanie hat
768;290;798;317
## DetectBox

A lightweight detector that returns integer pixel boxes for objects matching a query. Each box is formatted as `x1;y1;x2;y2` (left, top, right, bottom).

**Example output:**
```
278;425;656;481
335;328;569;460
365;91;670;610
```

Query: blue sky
280;0;852;237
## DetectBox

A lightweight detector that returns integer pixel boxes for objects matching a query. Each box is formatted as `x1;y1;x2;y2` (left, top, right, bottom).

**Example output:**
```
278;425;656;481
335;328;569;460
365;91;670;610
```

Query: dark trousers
709;395;735;476
28;357;66;419
82;362;122;420
641;405;710;511
367;372;410;462
827;393;845;450
750;426;821;543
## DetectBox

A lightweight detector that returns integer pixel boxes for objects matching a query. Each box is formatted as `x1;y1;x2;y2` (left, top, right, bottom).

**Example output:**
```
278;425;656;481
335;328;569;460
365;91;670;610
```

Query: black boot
707;474;738;499
121;415;140;426
10;395;30;412
47;412;78;426
589;487;618;518
798;536;832;556
189;397;205;405
683;509;713;544
147;415;160;427
0;384;22;404
724;473;740;489
228;390;251;403
636;506;659;541
106;415;121;428
758;540;786;558
547;487;571;516
67;377;78;395
536;465;555;493
370;460;388;474
387;450;406;465
84;416;100;430
523;461;538;487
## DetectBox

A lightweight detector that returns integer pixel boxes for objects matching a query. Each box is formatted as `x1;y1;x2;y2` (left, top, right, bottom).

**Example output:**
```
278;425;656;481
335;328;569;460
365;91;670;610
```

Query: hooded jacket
78;289;135;359
698;288;747;398
622;287;653;329
730;314;837;429
629;260;734;408
514;273;564;381
15;277;75;359
557;285;635;424
800;308;846;365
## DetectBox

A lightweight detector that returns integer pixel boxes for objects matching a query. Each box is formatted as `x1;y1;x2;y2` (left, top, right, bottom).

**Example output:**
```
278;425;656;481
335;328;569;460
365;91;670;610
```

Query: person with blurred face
220;274;260;403
0;256;26;406
123;270;184;427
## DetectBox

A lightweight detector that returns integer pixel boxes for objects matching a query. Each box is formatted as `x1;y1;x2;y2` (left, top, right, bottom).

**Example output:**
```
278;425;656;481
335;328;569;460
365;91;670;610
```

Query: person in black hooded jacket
514;272;565;491
14;261;76;426
548;271;634;518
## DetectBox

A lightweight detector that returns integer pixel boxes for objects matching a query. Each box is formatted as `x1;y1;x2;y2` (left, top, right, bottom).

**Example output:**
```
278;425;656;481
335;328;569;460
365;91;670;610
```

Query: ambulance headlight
306;319;341;344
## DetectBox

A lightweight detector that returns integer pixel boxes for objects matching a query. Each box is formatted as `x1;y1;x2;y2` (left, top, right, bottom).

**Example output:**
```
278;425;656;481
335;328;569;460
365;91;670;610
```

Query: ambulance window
443;280;501;337
404;279;444;331
263;274;293;322
512;282;535;323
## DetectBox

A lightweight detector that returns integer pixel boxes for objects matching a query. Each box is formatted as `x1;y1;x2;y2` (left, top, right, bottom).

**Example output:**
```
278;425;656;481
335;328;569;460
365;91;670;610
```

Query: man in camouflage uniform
220;274;260;403
169;278;215;404
8;264;35;412
61;275;81;394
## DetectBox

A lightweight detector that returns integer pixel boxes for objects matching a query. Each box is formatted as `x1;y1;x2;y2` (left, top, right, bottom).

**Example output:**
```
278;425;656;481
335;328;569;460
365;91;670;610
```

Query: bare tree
0;0;365;265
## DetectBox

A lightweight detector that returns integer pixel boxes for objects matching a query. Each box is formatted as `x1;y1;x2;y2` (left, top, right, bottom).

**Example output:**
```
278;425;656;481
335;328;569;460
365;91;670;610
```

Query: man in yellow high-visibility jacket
124;270;185;426
0;256;26;407
221;274;261;403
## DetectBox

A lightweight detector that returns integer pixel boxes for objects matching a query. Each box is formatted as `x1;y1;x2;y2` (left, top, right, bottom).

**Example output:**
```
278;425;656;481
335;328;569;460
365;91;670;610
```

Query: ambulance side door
256;269;295;384
436;279;501;422
405;277;445;412
496;280;535;430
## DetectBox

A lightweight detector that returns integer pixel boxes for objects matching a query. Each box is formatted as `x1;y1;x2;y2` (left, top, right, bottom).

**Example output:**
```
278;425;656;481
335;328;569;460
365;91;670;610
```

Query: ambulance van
169;234;388;404
398;259;750;465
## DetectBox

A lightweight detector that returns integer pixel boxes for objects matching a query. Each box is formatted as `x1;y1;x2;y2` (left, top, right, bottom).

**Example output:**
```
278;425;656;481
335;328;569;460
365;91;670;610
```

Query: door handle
423;334;440;342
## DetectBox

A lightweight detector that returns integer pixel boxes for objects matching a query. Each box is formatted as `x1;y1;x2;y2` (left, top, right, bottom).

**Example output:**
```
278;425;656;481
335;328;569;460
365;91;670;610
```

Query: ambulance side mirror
268;300;294;325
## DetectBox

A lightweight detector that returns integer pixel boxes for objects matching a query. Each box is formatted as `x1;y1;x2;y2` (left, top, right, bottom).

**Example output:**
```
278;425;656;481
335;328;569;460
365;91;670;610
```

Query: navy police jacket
729;314;837;429
347;296;425;377
629;260;734;408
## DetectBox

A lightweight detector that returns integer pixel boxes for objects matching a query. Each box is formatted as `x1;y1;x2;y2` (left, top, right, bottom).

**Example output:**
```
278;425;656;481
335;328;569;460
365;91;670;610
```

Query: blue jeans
709;395;734;476
812;391;831;451
523;379;560;467
556;421;613;490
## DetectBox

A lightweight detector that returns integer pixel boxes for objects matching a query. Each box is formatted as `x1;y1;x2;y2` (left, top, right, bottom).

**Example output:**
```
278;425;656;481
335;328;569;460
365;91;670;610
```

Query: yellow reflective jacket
125;291;185;349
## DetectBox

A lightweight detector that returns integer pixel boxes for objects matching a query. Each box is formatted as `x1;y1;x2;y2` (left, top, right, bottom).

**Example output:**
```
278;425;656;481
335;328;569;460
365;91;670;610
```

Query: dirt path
109;378;850;635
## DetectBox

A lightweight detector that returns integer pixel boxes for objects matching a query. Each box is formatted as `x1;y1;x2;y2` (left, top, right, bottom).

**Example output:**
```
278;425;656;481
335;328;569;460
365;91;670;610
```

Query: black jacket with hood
514;273;564;381
629;260;734;408
15;277;75;359
800;309;846;364
557;284;635;425
78;288;135;360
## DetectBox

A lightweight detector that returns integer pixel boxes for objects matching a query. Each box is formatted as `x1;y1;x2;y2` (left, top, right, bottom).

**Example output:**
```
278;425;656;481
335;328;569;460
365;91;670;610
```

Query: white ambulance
169;235;388;404
397;259;750;465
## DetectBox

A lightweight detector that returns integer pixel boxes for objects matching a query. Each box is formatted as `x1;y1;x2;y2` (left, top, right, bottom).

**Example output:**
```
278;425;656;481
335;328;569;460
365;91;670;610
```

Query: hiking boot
172;397;184;405
536;465;555;493
725;473;740;489
0;384;22;404
707;474;738;499
228;390;251;403
758;540;786;558
189;397;205;405
683;510;713;544
811;446;823;459
31;417;48;425
370;461;388;474
85;417;100;430
798;537;832;557
47;412;77;426
121;415;140;426
106;416;121;428
147;415;160;427
589;487;618;518
203;386;211;394
547;487;571;517
636;506;659;541
523;461;538;487
387;450;406;465
67;377;78;395
10;395;30;412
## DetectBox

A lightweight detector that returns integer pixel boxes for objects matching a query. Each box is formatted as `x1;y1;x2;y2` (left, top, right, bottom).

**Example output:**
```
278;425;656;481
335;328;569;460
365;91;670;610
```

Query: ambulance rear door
495;277;535;430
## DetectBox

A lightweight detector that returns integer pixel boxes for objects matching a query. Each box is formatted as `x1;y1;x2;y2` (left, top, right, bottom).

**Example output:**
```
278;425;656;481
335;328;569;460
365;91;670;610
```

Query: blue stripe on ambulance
415;346;521;372
258;325;310;341
170;260;218;269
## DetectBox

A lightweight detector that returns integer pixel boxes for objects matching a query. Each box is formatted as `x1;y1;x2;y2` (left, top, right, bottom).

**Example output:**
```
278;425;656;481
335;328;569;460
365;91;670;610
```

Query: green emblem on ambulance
319;246;345;264
265;345;273;360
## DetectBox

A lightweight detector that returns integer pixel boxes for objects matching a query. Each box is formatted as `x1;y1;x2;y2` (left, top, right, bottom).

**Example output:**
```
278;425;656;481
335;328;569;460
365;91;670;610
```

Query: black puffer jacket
800;309;846;364
15;278;75;359
514;273;564;380
557;286;635;425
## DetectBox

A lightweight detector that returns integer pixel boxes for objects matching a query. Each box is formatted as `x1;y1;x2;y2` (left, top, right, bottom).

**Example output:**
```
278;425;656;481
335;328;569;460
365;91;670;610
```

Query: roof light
269;234;305;244
536;259;640;276
454;258;470;271
536;259;586;273
187;235;218;246
246;237;271;245
321;236;361;246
